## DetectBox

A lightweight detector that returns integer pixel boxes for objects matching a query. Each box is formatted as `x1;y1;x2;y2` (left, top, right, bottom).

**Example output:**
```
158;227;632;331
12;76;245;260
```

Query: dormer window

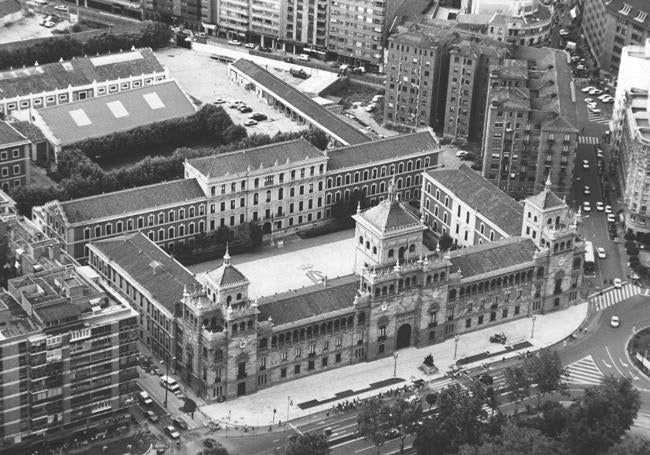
620;3;631;15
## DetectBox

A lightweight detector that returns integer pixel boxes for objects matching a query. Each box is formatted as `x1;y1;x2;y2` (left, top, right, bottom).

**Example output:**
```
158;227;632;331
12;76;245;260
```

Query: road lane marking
330;436;365;449
354;445;377;453
620;358;629;367
605;346;625;376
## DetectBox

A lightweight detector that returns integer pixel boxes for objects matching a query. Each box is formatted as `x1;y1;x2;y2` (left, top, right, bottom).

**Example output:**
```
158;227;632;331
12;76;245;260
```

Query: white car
597;247;606;259
583;185;591;195
602;96;614;103
613;278;622;288
596;201;604;211
456;150;470;158
588;106;601;114
605;205;612;214
560;29;569;36
607;213;616;223
610;315;620;328
581;86;595;93
54;4;67;10
164;425;180;439
43;20;55;27
227;39;242;46
584;98;594;104
244;43;255;48
243;119;257;126
583;201;591;212
582;160;590;169
365;103;376;112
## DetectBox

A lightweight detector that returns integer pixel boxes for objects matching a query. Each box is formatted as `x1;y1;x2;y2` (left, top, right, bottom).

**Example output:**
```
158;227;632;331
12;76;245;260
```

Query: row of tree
10;126;329;217
0;22;171;71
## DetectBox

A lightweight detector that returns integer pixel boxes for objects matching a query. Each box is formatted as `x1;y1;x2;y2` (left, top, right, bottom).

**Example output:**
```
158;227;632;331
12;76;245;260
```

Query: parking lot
156;47;308;137
0;9;71;45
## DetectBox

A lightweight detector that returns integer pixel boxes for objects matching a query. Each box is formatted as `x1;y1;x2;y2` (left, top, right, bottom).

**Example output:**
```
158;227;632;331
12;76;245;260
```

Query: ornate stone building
88;179;584;401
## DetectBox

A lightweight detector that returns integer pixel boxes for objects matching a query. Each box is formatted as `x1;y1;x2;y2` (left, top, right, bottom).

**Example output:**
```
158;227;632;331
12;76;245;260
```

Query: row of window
0;148;23;161
327;158;430;189
209;166;326;196
211;186;323;210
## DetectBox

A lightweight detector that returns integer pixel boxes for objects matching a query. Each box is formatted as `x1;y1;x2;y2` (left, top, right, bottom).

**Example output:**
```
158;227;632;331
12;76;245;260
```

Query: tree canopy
357;398;392;455
286;432;330;455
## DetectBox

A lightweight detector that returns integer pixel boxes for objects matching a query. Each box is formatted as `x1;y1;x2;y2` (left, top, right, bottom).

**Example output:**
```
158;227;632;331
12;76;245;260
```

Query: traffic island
628;327;650;378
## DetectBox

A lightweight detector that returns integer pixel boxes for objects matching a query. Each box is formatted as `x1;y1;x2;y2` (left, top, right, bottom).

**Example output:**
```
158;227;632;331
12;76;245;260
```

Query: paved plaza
200;302;588;428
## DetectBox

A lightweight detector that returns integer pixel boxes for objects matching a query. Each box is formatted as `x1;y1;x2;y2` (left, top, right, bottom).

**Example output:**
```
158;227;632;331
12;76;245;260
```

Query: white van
138;391;153;405
160;375;180;393
298;53;310;61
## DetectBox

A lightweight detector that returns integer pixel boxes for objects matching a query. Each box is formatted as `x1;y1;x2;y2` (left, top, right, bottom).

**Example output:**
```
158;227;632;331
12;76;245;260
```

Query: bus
584;240;595;274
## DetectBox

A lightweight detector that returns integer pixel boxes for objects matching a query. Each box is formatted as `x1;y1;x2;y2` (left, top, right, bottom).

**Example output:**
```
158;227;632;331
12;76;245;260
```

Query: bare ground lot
156;47;307;138
0;11;71;44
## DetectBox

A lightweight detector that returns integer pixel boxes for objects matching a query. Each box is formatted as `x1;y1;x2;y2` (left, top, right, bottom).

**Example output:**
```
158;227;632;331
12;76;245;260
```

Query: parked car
165;426;180;439
605;205;612;214
613;278;622;288
213;98;226;104
584;98;594;104
329;61;341;68
172;417;189;430
479;374;494;385
456;150;470;158
227;39;242;46
244;43;255;49
581;86;595;93
298;53;310;61
256;45;272;52
583;201;591;212
203;439;217;449
597;247;606;259
283;57;295;63
238;106;253;113
138;391;153;406
244;119;257;126
289;67;309;79
146;410;159;423
588;106;601;114
596;201;604;211
559;29;569;36
489;332;507;344
43;20;56;27
607;213;616;223
583;185;591;195
54;4;67;11
365;103;376;112
249;113;267;121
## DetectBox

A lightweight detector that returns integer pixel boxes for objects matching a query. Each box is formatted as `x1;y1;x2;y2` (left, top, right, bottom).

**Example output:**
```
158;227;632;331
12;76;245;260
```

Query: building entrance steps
200;302;588;428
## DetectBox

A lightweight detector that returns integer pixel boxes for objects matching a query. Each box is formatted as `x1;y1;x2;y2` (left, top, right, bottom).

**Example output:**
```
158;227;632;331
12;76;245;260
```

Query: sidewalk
200;302;588;428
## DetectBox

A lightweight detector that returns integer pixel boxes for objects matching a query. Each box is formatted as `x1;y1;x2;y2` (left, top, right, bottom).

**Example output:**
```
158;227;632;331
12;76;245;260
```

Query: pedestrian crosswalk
587;110;611;125
563;355;604;386
578;135;600;145
590;282;642;312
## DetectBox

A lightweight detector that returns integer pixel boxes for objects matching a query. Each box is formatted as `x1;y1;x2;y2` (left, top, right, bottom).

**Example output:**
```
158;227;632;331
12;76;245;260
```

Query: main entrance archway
396;323;412;350
262;222;272;234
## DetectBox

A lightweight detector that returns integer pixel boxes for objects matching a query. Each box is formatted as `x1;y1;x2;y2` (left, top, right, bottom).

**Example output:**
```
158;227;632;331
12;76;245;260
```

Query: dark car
250;113;267;121
238;106;253;113
172;417;188;430
489;332;507;344
479;374;494;385
283;57;294;63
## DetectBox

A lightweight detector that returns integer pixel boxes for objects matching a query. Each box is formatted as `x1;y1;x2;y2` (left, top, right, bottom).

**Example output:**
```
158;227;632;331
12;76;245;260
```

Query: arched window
537;267;545;279
440;271;446;280
433;273;439;282
382;286;388;296
373;246;377;255
426;275;432;285
226;295;232;304
348;315;354;327
236;292;242;300
233;324;238;334
448;289;457;300
279;334;284;344
409;244;416;252
375;288;381;297
365;241;370;250
359;236;363;244
239;322;245;331
388;249;394;258
299;328;305;339
293;330;299;342
214;349;223;362
247;320;253;329
405;277;411;287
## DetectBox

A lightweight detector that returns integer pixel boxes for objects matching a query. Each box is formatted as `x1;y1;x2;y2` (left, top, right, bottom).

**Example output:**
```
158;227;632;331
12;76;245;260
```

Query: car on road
146;410;159;423
583;185;591;195
596;201;604;211
607;213;616;223
613;278;622;288
456;150;470;158
596;148;604;159
244;43;255;49
165;425;181;439
172;417;189;430
583;201;591;212
227;39;242;46
581;86;595;93
610;315;620;328
589;88;603;96
138;391;153;406
597;247;606;259
560;29;569;36
244;119;257;126
249;113;267;121
582;159;590;169
605;205;612;214
54;4;67;10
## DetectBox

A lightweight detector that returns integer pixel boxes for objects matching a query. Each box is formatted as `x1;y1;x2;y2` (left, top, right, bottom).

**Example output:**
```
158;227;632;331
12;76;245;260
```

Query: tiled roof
230;59;371;145
0;120;27;145
357;199;423;233
527;189;566;210
187;139;324;178
448;237;537;278
89;232;200;313
427;165;524;236
0;0;21;17
35;80;195;146
59;178;205;224
206;253;249;287
606;0;650;29
8;120;45;142
258;275;358;326
0;48;165;100
327;131;439;171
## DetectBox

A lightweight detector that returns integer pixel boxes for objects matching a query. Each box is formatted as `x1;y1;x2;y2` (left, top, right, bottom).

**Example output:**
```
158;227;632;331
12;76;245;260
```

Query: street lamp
283;396;292;455
393;351;399;377
453;335;460;360
531;314;537;339
160;356;176;408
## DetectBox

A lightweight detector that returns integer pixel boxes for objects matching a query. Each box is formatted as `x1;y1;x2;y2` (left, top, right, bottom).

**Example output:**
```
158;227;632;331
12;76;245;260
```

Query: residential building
421;164;524;247
228;59;371;146
87;181;583;402
443;39;509;143
327;0;415;72
582;0;650;74
0;48;167;117
12;80;196;161
184;139;328;235
0;266;138;452
282;0;329;52
383;29;458;131
481;46;579;200
324;131;441;215
0;121;31;192
32;179;208;261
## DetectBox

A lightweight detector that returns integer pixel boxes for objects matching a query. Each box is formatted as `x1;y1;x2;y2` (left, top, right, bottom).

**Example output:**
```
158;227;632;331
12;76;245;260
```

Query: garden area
622;230;650;283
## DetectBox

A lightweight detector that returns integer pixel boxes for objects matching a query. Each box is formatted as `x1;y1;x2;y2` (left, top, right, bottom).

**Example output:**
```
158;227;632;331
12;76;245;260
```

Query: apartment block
283;0;329;51
0;266;138;451
481;46;579;200
0;121;31;193
582;0;650;74
443;40;509;143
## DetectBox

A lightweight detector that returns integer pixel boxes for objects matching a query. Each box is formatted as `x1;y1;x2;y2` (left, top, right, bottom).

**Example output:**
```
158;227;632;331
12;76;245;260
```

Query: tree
458;423;568;455
357;398;392;455
503;366;530;413
438;233;453;251
563;376;640;455
388;399;423;455
286;432;330;455
528;400;570;439
524;350;567;406
200;446;229;455
425;392;438;410
607;435;650;455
